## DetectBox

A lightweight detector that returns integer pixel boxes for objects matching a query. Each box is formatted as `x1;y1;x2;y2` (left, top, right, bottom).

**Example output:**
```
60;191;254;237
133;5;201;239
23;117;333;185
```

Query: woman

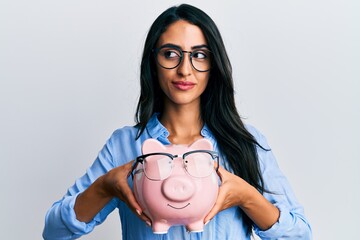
43;4;312;239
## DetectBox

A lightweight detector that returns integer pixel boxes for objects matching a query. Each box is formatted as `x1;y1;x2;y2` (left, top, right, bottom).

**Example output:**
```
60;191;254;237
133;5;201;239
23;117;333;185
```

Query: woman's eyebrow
159;43;180;49
191;44;209;50
158;43;209;50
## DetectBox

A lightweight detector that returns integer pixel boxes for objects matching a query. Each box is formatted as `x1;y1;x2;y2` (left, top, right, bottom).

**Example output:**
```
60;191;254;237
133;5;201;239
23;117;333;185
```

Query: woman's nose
177;53;192;76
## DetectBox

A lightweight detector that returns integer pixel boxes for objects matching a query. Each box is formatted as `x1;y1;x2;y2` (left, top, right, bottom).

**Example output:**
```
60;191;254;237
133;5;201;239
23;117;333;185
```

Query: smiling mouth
167;203;190;209
172;81;195;90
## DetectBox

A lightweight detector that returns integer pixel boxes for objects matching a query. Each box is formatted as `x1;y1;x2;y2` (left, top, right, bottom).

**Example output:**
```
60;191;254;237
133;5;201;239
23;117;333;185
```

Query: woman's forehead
156;20;207;49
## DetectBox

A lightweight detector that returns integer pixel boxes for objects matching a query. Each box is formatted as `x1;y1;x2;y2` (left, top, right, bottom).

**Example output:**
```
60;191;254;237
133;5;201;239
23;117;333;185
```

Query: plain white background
1;0;359;239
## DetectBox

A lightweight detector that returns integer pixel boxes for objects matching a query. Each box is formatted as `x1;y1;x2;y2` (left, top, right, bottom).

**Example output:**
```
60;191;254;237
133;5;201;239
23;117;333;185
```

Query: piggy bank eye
143;154;173;181
184;152;214;178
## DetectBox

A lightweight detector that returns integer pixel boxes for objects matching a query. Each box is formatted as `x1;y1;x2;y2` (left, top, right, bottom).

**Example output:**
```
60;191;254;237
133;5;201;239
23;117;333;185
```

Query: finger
217;165;228;177
120;187;151;223
214;166;226;184
140;211;152;226
125;160;135;177
204;200;222;223
126;192;151;223
204;187;226;223
116;169;152;223
204;166;226;223
117;179;142;210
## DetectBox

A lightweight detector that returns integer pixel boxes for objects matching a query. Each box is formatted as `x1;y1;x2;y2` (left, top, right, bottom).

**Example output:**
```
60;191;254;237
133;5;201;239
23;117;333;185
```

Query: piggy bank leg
186;220;204;233
152;221;171;234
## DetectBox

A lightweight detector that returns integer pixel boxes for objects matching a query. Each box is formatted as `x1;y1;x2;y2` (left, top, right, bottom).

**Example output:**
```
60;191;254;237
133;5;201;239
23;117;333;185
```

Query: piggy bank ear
189;138;213;151
142;139;166;154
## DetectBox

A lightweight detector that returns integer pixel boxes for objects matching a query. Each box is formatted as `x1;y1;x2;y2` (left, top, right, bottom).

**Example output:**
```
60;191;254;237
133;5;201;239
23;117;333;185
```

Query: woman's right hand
74;160;151;225
101;160;151;224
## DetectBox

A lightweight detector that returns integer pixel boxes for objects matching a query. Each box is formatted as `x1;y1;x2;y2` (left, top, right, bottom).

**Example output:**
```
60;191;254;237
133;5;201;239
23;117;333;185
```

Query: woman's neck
160;104;204;145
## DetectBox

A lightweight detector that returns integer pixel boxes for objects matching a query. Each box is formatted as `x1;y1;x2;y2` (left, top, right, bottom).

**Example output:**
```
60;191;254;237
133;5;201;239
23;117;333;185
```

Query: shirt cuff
60;193;101;236
253;203;291;238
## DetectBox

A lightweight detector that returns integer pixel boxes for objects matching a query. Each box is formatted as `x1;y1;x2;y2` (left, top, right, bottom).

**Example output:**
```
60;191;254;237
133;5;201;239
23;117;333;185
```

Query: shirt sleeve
42;133;119;240
246;126;312;239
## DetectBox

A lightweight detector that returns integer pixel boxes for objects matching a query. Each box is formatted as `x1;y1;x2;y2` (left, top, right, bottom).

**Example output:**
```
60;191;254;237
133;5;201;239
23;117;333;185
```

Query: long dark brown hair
135;4;266;235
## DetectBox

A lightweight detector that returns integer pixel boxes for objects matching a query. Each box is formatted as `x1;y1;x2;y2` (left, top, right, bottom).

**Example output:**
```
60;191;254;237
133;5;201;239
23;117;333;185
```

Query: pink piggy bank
132;138;219;234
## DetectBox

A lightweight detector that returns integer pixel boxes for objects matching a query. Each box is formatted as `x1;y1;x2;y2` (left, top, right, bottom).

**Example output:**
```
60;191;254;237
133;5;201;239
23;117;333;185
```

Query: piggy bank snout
161;176;195;202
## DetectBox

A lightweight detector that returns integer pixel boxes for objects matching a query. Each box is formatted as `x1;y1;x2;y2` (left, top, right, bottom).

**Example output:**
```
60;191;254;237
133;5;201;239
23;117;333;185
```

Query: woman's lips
172;81;195;90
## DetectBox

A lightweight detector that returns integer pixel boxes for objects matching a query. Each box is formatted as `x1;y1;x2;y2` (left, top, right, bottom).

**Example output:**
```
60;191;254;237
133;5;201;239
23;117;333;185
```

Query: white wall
1;0;359;239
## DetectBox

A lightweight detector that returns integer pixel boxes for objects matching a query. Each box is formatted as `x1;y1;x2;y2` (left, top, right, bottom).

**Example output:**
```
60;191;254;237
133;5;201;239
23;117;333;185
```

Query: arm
204;166;280;230
43;129;149;240
205;127;312;239
42;156;118;240
74;161;149;224
252;142;312;239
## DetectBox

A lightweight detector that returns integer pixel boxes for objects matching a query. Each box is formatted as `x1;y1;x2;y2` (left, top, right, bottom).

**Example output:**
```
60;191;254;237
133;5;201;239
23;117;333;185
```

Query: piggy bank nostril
161;177;195;202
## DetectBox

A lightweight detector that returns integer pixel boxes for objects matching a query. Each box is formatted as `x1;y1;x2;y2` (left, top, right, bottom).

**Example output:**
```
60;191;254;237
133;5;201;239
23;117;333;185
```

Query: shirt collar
200;124;213;138
146;113;215;143
146;113;170;144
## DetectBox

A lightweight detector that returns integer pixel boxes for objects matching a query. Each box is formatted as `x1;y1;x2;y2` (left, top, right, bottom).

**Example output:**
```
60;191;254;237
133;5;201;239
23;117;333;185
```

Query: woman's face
155;20;210;108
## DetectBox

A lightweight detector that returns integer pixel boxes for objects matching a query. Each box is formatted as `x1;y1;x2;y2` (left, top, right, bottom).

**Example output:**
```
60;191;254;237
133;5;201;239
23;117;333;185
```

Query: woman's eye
193;51;208;59
163;50;180;59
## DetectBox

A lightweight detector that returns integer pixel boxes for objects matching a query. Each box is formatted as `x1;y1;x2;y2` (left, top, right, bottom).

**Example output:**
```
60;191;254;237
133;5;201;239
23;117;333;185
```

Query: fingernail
205;220;211;226
136;209;141;216
146;221;151;227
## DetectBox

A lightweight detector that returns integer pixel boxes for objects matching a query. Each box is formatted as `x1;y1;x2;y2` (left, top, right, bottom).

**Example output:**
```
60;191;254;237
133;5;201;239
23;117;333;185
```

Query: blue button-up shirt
43;114;312;239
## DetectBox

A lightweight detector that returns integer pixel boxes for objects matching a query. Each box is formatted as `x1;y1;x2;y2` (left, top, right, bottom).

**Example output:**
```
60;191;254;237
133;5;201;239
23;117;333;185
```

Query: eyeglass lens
156;47;211;72
184;152;214;178
142;152;215;180
143;155;173;180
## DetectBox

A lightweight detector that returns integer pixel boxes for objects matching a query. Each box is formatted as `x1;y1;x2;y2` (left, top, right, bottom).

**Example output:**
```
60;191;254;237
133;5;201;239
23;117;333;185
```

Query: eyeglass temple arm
129;153;176;179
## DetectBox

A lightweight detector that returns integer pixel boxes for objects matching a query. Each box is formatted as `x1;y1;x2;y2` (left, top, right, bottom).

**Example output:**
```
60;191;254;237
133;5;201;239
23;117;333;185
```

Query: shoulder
110;125;139;141
244;124;270;149
106;125;143;150
244;124;281;174
103;125;143;166
105;125;141;153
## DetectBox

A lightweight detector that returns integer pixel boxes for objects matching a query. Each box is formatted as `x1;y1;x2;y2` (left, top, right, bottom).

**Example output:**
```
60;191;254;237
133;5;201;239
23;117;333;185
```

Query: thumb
119;181;152;223
204;185;226;224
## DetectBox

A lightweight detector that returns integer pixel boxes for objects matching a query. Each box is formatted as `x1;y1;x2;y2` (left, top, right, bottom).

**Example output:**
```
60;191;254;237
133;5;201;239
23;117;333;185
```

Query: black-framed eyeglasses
130;150;219;181
154;45;211;72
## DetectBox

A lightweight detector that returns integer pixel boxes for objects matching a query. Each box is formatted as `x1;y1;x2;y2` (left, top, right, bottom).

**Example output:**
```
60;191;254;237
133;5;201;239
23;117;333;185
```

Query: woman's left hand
204;165;280;230
204;165;252;223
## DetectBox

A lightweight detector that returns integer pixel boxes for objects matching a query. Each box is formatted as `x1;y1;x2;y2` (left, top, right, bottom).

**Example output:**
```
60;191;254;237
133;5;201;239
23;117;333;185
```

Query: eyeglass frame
130;149;220;180
153;44;212;72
